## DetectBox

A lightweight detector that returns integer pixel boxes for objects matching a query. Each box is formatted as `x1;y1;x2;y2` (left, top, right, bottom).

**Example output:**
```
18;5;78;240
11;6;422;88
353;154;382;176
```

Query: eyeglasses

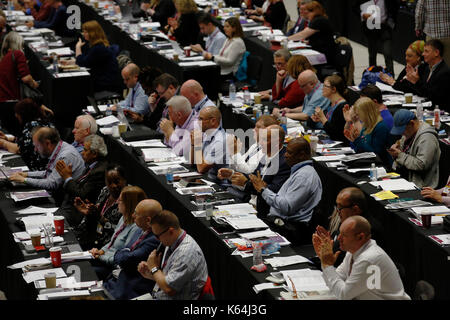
335;204;353;213
299;82;311;88
323;84;333;89
155;228;169;239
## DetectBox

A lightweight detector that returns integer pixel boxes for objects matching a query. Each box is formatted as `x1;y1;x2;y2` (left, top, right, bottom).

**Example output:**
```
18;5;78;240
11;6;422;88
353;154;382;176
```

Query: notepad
411;206;450;215
369;179;417;191
95;115;120;126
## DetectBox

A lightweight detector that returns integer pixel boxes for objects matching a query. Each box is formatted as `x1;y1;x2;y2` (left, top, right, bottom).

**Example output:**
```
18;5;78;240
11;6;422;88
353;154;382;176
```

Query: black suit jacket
414;61;450;112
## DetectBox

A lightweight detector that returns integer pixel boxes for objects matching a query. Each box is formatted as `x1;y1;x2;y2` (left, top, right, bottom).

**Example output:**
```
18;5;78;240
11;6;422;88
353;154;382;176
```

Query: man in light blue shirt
191;12;226;56
280;70;331;128
250;137;322;244
9;127;84;191
112;63;149;116
180;79;216;114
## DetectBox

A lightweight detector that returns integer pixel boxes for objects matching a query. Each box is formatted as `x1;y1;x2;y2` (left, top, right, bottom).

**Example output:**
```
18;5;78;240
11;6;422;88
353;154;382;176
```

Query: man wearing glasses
138;210;208;300
258;49;291;101
272;70;330;128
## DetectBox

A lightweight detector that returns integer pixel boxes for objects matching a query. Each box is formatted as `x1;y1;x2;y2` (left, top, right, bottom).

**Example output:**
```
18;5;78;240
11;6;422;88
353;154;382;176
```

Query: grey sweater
395;122;440;188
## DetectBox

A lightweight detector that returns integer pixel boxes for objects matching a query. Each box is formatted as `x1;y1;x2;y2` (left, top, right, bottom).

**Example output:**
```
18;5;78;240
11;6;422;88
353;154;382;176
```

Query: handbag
11;51;44;102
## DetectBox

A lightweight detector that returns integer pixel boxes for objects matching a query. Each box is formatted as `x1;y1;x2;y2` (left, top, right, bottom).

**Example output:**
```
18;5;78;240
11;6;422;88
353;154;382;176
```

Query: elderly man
191;12;226;56
111;63;149;116
9;127;84;192
160;95;198;157
313;216;410;300
138;210;208;300
259;49;291;101
180;79;215;114
250;137;322;244
388;109;440;188
55;135;109;227
274;70;330;127
191;106;228;177
104;199;162;300
225;125;290;217
72;114;97;153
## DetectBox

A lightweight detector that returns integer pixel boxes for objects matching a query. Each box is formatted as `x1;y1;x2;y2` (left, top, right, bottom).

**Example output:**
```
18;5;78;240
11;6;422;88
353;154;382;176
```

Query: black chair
414;280;435;300
282;14;291;35
235;54;263;92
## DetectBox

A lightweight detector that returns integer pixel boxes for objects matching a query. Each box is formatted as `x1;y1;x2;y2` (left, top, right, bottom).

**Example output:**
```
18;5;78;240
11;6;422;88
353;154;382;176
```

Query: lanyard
195;96;209;113
130;230;150;251
45;140;63;177
161;230;186;269
326;99;345;120
100;197;117;218
219;39;233;56
206;28;219;52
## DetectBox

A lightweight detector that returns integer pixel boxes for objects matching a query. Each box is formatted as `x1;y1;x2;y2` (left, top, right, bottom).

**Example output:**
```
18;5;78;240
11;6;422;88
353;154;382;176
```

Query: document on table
95;115;120;126
313;154;346;162
34;276;77;289
10;190;50;202
87;105;108;113
253;282;281;294
175;186;215;195
22;268;66;283
21;236;64;246
375;81;404;94
215;203;258;216
264;255;310;268
20;213;54;232
179;61;216;67
15;206;58;215
47;47;72;56
429;234;450;245
37;290;91;300
411;206;450;216
142;148;178;162
8;257;50;270
369;178;417;191
224;216;268;230
148;164;189;175
61;251;93;262
125;139;166;148
281;269;329;292
341;152;377;162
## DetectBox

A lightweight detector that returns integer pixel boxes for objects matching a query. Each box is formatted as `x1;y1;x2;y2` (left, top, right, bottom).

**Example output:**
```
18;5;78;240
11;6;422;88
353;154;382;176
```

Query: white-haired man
72;114;97;153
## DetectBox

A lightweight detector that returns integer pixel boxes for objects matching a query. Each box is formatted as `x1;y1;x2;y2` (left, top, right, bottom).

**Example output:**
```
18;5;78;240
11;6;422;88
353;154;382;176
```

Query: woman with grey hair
55;134;109;227
0;32;39;102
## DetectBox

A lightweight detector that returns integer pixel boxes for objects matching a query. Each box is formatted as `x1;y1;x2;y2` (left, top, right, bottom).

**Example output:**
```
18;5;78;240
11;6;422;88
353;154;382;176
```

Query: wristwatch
151;266;159;275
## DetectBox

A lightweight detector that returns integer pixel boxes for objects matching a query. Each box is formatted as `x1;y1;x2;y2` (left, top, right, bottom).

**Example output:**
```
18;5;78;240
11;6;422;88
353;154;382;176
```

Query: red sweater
0;50;30;102
271;78;305;108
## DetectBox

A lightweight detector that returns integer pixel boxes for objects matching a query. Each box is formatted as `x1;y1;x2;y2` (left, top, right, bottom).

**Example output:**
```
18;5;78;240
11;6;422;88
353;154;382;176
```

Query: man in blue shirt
180;79;216;114
250;137;322;244
276;70;330;128
191;12;226;56
111;63;149;116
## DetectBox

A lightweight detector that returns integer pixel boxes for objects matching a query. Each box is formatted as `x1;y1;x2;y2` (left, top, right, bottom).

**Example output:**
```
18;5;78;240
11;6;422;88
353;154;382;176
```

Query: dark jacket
414;60;450;112
392;63;428;95
104;230;160;300
132;0;176;28
173;12;200;47
322;101;347;143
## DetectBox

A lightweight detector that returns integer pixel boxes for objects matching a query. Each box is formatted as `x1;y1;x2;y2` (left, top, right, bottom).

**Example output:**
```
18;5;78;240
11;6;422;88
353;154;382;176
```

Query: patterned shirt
154;231;208;300
118;82;150;116
415;0;450;38
17;119;54;171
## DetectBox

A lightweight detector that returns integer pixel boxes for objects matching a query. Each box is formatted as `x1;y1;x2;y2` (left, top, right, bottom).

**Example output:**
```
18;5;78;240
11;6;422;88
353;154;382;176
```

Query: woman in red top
272;54;314;108
0;32;39;102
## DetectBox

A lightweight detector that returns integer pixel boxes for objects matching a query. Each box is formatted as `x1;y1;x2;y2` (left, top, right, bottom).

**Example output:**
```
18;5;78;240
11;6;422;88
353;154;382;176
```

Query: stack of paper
95;115;120;127
22;268;66;284
125;139;166;148
369;179;417;191
15;206;58;215
10;190;50;202
20;213;54;232
142;148;178;162
281;269;330;292
148;164;188;175
264;255;310;268
411;206;450;216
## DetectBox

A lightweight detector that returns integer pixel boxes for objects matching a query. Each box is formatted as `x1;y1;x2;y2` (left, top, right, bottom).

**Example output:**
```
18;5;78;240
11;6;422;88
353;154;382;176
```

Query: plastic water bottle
117;105;126;123
255;107;261;120
205;202;213;220
106;104;112;116
229;81;236;102
241;0;247;14
434;105;440;129
416;101;423;121
252;242;262;266
52;54;59;73
243;86;250;105
263;106;269;115
280;111;287;133
152;37;157;48
370;163;377;181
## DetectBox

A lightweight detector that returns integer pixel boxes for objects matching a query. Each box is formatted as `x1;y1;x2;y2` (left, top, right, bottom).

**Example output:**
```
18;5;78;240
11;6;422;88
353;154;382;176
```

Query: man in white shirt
313;216;410;300
191;12;226;56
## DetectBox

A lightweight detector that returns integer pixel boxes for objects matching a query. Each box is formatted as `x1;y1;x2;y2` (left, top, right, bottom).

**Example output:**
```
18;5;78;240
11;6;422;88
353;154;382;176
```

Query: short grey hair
274;48;291;62
85;134;108;157
166;95;192;115
76;114;98;134
1;32;24;58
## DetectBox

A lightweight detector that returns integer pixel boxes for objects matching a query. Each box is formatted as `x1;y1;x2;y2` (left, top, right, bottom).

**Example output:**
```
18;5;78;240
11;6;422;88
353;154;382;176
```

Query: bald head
343;216;371;238
180;79;205;106
199;106;221;131
298;70;318;94
133;199;163;231
285;137;311;167
337;187;366;215
122;63;140;89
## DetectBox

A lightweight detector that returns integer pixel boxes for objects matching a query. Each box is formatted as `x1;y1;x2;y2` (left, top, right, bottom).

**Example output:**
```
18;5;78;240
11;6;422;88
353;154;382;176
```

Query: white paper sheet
264;255;310;268
281;269;329;292
95;115;120;126
411;206;450;215
369;179;417;191
126;139;166;148
15;206;58;215
47;47;72;56
22;268;66;283
142;148;177;162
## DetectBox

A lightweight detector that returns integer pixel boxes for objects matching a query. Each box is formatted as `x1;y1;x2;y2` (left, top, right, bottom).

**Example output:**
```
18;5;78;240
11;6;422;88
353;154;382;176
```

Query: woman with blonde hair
345;97;393;166
287;1;338;67
89;185;147;279
75;20;121;93
167;0;199;47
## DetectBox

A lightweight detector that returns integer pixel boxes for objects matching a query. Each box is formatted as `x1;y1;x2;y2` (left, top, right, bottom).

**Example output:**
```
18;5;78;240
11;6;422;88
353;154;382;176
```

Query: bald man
250;137;322;244
180;79;216;114
190;106;229;177
112;63;149;116
104;199;162;299
274;70;330;127
313;216;410;300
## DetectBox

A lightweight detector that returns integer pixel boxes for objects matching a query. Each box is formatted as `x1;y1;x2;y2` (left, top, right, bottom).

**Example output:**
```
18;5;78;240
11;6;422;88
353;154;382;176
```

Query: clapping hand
55;160;72;180
405;64;419;84
249;171;267;192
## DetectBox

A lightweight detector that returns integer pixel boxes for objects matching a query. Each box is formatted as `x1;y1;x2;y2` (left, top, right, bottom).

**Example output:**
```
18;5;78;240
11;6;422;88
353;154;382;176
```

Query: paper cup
254;93;261;105
173;53;179;62
118;123;127;134
53;216;65;236
421;213;432;229
404;93;413;104
183;46;191;57
44;272;56;288
30;232;41;247
309;135;319;152
49;247;62;267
